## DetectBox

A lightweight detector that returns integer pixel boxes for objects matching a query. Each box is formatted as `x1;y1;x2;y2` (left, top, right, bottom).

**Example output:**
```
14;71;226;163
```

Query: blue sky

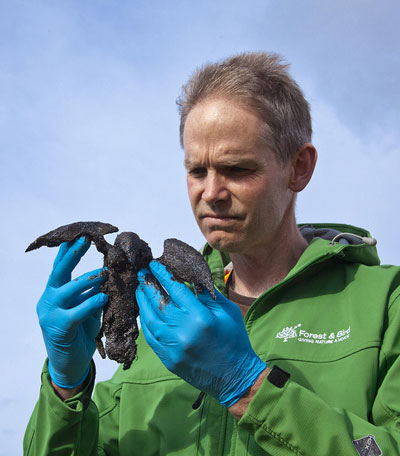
1;1;399;453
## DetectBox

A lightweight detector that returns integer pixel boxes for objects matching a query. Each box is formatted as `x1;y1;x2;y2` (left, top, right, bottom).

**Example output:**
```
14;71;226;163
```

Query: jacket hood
298;223;379;266
299;224;375;246
201;223;380;293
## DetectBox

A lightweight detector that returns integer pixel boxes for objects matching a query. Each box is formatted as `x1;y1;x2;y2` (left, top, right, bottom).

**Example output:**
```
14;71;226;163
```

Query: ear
288;143;317;193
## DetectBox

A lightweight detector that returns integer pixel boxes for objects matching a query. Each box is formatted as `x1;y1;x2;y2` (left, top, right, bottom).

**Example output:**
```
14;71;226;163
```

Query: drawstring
192;391;206;410
330;233;377;246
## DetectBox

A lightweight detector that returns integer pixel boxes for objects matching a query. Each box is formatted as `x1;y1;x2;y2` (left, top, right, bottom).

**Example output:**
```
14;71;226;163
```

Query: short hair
177;52;312;164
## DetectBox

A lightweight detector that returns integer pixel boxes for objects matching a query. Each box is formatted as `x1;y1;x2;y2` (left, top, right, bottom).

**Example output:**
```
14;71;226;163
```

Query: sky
1;1;399;453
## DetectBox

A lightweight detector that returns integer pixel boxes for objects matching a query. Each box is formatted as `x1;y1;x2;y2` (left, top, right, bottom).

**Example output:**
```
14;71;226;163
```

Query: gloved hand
37;236;108;388
136;260;267;407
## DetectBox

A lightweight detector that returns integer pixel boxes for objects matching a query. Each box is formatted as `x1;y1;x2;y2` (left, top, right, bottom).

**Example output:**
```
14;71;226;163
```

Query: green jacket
24;224;400;455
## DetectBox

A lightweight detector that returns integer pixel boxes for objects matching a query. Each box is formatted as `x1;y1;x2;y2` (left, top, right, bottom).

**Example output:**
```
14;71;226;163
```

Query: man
24;53;400;455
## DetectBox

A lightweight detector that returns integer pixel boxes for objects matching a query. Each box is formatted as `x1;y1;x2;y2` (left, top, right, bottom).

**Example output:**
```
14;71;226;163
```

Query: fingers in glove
82;306;104;339
50;237;91;287
52;241;71;269
58;268;106;306
137;285;199;373
136;282;169;329
198;287;233;309
75;282;103;306
137;269;172;316
139;306;165;352
197;287;245;325
63;292;108;329
148;261;198;310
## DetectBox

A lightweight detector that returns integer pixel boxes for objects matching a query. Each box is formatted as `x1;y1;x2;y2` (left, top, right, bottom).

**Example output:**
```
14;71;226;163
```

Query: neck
229;219;308;298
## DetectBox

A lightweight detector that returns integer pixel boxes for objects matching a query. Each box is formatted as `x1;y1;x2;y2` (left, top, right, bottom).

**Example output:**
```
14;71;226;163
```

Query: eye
230;166;247;173
224;166;252;176
188;167;207;178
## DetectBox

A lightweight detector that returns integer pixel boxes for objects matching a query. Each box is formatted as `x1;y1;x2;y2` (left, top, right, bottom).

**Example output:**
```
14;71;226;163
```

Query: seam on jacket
375;388;400;422
76;415;83;455
97;377;186;419
388;290;400;311
48;396;83;424
218;406;228;455
246;414;303;455
376;346;400;422
98;399;118;420
98;384;122;419
96;446;106;456
25;428;35;455
119;375;183;385
261;341;381;363
195;394;206;455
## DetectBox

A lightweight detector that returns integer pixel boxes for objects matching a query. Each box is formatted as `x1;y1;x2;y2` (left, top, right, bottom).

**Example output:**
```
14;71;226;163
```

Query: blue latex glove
136;260;267;407
37;236;108;388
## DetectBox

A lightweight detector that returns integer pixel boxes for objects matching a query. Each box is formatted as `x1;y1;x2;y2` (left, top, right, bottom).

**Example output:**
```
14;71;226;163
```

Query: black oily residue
26;221;215;369
87;274;101;281
142;271;171;310
159;238;215;298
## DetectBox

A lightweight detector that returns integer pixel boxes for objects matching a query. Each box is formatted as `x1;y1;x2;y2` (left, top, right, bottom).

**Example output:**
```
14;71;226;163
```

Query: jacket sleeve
23;360;104;456
239;293;400;455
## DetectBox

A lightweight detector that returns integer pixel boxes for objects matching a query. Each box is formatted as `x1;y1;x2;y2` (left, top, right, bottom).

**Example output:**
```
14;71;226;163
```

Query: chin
205;232;245;254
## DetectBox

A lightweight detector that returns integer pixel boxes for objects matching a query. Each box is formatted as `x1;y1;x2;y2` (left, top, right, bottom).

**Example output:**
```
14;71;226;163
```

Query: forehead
183;98;263;147
183;97;276;166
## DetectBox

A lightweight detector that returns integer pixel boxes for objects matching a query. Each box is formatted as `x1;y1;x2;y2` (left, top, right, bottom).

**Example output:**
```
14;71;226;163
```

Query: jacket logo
275;324;351;345
276;324;302;342
353;434;382;455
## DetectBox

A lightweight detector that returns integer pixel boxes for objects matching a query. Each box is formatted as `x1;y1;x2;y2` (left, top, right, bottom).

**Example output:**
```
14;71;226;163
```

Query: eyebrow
184;155;258;169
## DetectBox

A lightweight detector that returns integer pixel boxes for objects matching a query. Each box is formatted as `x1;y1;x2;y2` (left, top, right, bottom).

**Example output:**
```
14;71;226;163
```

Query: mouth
200;213;244;222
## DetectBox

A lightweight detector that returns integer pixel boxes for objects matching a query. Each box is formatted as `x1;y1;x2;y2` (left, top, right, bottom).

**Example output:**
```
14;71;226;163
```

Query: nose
202;171;229;204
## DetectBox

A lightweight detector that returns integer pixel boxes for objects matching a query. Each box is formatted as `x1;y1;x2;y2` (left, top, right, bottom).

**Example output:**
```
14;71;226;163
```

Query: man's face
183;97;295;255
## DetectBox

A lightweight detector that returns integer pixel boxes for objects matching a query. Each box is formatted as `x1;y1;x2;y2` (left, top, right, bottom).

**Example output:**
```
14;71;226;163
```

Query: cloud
251;0;400;140
1;1;399;453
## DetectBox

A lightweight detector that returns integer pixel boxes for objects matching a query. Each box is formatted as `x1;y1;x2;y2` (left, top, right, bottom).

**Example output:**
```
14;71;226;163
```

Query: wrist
219;359;267;408
228;366;269;420
48;360;91;390
51;379;85;401
49;360;94;401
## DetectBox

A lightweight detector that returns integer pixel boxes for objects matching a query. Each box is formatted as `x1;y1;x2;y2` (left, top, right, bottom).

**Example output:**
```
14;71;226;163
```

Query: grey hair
177;52;312;164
